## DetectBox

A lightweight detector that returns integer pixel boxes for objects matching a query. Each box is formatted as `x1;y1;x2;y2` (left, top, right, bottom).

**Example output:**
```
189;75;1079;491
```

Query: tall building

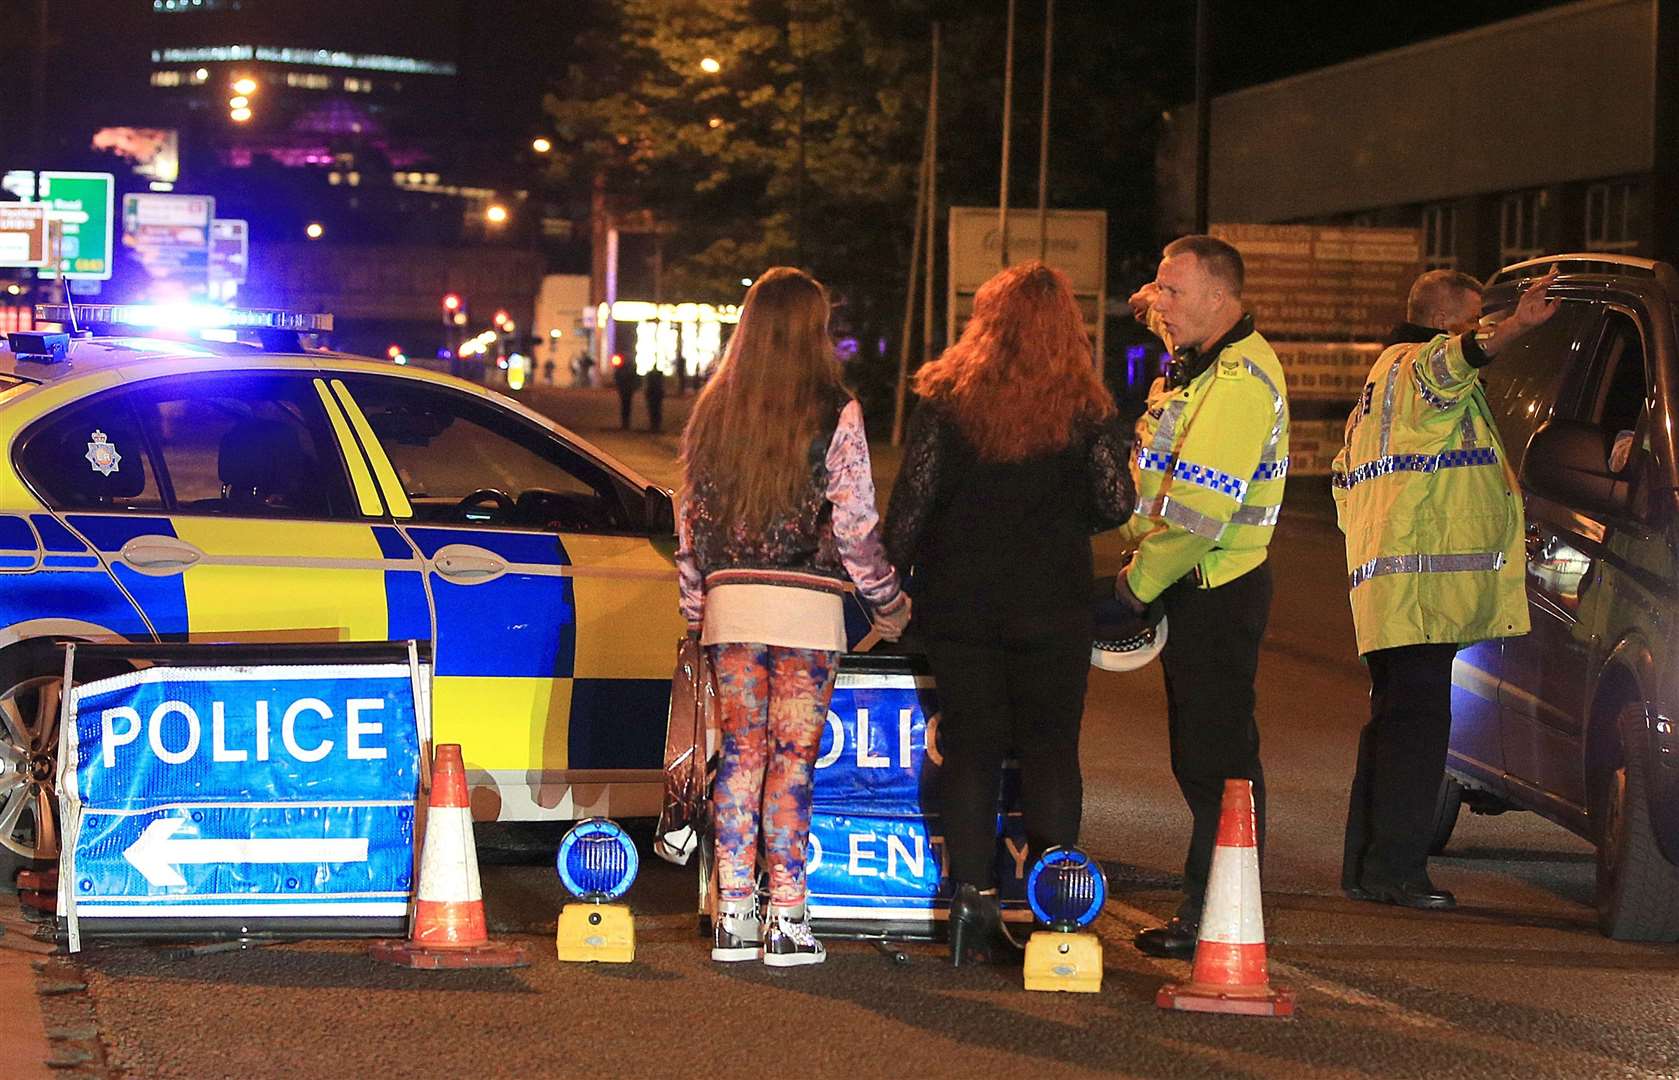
4;0;579;357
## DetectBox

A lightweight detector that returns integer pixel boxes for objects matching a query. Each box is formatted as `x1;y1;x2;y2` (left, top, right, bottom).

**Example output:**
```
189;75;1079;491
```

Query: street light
699;56;721;74
485;204;509;225
305;222;324;239
229;107;253;123
707;116;723;129
232;76;258;96
531;137;552;154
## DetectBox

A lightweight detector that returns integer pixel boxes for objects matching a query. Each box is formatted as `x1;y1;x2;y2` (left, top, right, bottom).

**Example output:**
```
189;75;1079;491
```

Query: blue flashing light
35;303;332;333
1026;846;1106;929
555;818;639;902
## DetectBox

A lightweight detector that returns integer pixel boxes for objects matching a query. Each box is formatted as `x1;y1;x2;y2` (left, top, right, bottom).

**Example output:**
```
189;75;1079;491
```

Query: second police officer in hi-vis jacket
1118;235;1291;960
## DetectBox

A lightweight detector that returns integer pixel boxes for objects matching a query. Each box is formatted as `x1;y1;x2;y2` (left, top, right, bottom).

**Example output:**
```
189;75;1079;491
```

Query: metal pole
1037;0;1054;261
793;1;806;267
1194;0;1211;234
31;0;48;167
998;0;1016;267
892;25;937;448
921;24;940;387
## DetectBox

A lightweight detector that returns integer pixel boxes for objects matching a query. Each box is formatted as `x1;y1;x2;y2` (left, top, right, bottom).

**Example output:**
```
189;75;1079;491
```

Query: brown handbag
654;635;719;866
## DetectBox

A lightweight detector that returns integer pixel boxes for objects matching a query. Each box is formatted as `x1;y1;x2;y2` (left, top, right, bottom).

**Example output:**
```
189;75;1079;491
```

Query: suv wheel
1594;706;1679;940
1427;774;1464;855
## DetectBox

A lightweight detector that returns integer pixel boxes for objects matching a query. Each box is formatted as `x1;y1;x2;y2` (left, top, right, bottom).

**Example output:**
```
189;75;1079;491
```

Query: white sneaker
762;904;826;967
711;898;762;962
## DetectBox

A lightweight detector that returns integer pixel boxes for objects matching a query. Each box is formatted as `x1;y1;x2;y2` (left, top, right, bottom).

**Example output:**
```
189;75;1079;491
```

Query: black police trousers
924;635;1090;888
1159;561;1271;923
1340;641;1458;892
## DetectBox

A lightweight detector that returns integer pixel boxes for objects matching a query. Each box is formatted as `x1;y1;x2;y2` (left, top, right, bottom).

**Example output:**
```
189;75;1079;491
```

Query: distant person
576;350;595;389
1334;267;1558;910
676;267;910;968
645;365;666;433
885;262;1135;966
1120;235;1290;961
613;356;640;430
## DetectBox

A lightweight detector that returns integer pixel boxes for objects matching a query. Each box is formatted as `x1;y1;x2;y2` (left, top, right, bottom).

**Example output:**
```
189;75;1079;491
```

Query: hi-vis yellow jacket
1122;316;1291;601
1331;330;1528;655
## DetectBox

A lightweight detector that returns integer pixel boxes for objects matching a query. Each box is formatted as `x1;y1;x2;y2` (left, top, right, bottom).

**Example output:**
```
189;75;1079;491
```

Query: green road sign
38;172;115;281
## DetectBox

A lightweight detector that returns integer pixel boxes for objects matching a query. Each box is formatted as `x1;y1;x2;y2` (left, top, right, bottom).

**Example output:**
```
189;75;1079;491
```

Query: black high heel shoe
948;883;1003;967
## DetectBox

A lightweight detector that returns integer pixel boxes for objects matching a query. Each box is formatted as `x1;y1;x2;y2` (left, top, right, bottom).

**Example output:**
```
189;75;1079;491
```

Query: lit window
1421;205;1456;269
150;70;185;87
1585;181;1642;254
1499;189;1548;265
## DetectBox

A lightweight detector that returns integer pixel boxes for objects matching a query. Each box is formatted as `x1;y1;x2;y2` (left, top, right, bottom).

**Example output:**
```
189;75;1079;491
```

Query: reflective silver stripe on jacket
1140;496;1281;539
1150;396;1188;456
1243;358;1288;464
1379;360;1401;455
1348;551;1506;590
1459;410;1478;450
1427;341;1455;388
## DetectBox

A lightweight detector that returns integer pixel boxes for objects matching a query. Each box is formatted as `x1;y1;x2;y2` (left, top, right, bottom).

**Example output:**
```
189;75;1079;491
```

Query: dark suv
1438;254;1679;940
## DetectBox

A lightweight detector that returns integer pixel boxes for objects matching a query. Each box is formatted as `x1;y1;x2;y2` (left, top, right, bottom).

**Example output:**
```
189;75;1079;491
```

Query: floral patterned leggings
708;643;840;906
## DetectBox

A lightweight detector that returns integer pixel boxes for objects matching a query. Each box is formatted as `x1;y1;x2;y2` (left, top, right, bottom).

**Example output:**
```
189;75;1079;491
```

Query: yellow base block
556;903;635;963
1023;930;1103;993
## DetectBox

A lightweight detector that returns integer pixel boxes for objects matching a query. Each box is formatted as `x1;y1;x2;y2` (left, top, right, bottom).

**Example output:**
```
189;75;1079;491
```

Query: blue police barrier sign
58;660;424;948
806;667;1027;932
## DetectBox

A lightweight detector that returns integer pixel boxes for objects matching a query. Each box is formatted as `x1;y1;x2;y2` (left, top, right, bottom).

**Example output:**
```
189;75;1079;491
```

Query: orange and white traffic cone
370;744;528;969
1156;778;1294;1018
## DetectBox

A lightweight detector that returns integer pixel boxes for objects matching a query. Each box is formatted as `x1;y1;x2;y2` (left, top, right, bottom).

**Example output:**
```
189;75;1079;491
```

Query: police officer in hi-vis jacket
1334;267;1559;910
1118;235;1291;959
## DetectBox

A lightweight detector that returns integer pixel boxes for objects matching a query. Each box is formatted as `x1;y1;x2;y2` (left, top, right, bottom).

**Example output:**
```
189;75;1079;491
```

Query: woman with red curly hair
885;261;1134;966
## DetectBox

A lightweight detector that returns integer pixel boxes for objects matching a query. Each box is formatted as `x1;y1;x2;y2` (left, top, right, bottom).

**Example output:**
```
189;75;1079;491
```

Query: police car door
32;370;429;656
329;374;682;823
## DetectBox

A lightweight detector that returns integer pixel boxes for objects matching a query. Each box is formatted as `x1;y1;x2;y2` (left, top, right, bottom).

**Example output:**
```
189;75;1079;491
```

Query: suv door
17;371;431;653
330;374;683;821
1499;305;1651;814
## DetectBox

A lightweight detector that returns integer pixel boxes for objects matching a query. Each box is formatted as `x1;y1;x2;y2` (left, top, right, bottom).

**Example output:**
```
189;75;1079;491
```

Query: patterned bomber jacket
676;396;906;631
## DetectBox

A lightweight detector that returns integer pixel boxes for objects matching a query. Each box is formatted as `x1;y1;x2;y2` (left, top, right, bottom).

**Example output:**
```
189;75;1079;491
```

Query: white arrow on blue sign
123;815;370;888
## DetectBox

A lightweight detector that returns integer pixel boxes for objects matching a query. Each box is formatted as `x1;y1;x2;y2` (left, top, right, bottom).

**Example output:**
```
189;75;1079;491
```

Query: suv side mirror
1521;419;1631;518
643;485;676;536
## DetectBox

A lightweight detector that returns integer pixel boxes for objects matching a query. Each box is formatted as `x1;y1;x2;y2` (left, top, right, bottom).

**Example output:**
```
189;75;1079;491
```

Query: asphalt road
20;388;1679;1080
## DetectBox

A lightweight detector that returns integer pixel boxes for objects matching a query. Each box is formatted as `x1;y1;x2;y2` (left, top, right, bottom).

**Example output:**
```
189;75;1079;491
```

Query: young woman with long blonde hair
676;267;909;967
885;261;1133;965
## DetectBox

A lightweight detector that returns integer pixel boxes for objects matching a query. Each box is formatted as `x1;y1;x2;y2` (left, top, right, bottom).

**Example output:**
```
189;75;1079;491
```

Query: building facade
1158;0;1679;279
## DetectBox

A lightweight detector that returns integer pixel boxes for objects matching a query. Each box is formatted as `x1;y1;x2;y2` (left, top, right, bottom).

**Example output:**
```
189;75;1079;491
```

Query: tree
548;0;1190;410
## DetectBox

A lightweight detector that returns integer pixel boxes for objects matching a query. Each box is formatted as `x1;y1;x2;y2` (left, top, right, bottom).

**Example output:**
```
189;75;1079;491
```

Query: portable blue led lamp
1023;847;1106;993
555;818;639;963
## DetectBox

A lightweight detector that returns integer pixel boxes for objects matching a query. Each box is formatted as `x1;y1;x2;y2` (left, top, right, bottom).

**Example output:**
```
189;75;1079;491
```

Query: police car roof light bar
34;303;333;334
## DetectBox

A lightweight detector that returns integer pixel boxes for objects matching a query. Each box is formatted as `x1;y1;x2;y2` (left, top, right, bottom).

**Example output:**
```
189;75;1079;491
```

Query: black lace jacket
884;402;1135;643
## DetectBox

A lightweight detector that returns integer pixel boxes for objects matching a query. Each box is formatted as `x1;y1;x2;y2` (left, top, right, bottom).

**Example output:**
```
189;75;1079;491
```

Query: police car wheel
0;647;129;888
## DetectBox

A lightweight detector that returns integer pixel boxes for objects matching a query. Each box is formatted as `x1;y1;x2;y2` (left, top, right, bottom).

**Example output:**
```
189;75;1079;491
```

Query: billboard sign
1210;223;1421;341
122;192;214;294
37;172;115;281
947;206;1109;363
0;204;47;267
210;218;250;298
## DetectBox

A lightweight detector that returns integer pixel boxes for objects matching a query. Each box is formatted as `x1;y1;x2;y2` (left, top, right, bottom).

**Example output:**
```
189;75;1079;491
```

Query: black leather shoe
1352;881;1456;910
1133;917;1198;959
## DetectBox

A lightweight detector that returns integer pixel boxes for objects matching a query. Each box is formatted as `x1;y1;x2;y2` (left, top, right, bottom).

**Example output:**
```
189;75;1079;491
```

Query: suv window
342;377;636;533
1577;311;1646;437
132;373;358;519
16;394;164;511
1480;299;1605;474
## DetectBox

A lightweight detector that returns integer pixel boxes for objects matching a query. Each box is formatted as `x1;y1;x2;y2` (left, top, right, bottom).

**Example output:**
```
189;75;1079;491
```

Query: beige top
699;583;846;652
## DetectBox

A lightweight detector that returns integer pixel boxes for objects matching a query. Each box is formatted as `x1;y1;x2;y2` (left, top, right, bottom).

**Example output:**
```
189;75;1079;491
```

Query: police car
0;303;688;885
